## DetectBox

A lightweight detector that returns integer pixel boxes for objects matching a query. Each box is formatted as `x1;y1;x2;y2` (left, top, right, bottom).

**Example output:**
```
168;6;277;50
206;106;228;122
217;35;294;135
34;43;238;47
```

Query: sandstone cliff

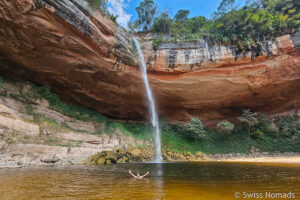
0;0;299;123
141;33;300;123
0;78;151;168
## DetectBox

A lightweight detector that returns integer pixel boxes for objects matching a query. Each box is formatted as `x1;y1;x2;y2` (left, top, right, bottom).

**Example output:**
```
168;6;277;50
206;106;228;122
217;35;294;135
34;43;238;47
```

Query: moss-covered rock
89;150;211;164
88;154;101;164
117;156;127;163
163;154;173;161
130;149;142;157
104;159;111;165
96;157;106;165
117;149;126;154
162;150;210;161
88;148;153;165
104;151;117;163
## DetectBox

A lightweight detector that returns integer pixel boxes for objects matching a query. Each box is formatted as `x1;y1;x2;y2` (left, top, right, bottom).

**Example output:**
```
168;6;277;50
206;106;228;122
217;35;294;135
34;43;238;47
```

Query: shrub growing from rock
185;118;207;141
251;130;264;140
217;120;235;135
238;109;259;140
274;115;300;137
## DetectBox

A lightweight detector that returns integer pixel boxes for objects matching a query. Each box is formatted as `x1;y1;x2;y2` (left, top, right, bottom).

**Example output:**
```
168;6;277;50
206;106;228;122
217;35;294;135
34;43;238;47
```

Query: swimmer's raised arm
128;170;137;179
140;171;149;179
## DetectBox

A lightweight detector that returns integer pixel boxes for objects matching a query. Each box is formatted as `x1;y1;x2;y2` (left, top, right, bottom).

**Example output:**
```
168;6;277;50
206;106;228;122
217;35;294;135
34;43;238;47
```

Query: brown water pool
0;162;299;200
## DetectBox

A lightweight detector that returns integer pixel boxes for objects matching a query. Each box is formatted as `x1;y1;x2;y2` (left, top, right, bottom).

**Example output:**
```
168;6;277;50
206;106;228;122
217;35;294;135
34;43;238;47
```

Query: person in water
128;170;149;180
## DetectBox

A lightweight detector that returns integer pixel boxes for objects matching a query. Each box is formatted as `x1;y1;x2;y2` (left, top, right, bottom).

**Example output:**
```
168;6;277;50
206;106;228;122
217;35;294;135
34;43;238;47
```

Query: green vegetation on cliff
86;0;118;22
159;111;300;154
0;76;153;141
130;0;299;52
87;0;108;11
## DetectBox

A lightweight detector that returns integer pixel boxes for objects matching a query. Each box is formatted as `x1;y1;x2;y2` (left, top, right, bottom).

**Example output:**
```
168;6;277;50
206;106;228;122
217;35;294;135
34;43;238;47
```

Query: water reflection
154;163;164;200
0;162;299;200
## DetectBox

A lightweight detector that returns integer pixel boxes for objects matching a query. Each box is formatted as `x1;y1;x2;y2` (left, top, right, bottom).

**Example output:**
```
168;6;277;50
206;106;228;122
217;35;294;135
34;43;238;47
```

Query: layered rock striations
0;0;299;123
0;0;146;120
141;33;300;122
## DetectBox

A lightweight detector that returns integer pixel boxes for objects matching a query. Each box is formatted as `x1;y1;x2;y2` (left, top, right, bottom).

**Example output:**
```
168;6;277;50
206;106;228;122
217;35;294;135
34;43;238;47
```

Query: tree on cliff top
174;10;190;23
87;0;108;12
135;0;157;31
217;0;236;13
149;0;299;53
87;0;118;22
152;12;173;33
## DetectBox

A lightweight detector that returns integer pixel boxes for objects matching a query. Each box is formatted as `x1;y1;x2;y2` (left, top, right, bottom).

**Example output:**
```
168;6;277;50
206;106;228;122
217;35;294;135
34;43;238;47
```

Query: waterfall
133;37;162;162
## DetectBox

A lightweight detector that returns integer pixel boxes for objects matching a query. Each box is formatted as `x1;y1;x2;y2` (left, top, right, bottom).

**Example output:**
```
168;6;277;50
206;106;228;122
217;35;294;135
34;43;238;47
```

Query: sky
107;0;247;27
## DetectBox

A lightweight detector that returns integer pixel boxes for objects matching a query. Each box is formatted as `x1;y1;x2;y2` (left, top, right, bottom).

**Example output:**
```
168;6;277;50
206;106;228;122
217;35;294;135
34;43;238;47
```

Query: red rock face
0;0;147;120
150;47;300;124
0;0;299;123
139;33;300;123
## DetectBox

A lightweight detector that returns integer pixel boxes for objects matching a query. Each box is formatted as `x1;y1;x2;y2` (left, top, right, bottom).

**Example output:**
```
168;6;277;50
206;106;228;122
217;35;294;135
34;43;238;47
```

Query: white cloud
108;0;132;27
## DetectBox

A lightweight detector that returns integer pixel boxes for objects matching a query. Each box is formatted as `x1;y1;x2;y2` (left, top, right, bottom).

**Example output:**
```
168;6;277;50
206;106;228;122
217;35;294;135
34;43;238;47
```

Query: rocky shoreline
85;147;154;165
2;148;300;169
212;152;300;164
86;149;300;165
162;151;300;164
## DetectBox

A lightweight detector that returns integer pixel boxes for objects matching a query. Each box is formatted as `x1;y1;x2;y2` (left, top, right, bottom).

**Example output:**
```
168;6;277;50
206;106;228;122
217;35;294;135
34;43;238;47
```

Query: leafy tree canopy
174;10;190;23
87;0;118;22
152;12;173;33
185;118;207;140
238;109;259;140
135;0;157;31
87;0;108;11
141;0;300;52
217;120;235;135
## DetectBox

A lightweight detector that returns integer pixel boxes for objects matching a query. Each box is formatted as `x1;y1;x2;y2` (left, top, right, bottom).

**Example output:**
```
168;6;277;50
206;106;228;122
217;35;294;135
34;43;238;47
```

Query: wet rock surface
162;151;210;161
87;147;154;165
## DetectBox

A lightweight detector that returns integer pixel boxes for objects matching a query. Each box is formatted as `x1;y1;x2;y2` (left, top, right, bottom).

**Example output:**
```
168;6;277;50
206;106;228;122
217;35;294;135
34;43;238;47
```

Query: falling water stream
133;37;162;162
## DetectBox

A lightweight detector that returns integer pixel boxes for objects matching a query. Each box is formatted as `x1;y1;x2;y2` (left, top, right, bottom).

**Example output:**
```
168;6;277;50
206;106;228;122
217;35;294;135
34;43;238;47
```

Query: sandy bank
210;153;300;164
